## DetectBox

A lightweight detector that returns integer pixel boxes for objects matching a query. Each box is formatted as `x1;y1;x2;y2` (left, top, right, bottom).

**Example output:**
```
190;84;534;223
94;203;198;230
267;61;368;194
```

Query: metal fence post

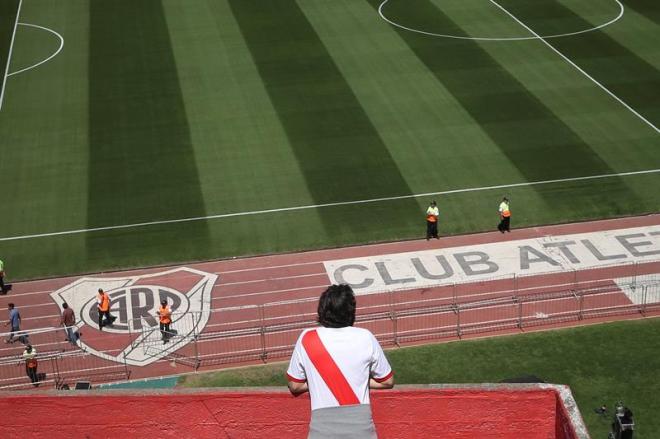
577;291;584;321
455;305;461;339
192;312;201;370
52;355;62;389
259;305;267;362
640;285;647;316
389;290;399;347
513;274;518;297
516;297;522;329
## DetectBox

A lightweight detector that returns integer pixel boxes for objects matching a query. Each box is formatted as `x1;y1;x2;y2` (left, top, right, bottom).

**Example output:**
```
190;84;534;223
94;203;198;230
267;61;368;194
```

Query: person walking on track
61;302;79;345
157;299;173;344
426;200;439;240
4;303;21;344
96;288;116;330
287;284;394;439
22;344;39;386
498;197;511;233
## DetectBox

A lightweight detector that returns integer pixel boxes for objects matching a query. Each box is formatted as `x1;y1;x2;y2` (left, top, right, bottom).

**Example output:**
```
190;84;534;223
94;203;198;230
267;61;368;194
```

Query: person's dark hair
8;303;14;309
62;302;68;309
317;284;356;328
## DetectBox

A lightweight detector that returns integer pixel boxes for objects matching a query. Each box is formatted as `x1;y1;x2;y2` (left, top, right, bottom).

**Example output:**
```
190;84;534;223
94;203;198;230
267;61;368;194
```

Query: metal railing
1;262;658;390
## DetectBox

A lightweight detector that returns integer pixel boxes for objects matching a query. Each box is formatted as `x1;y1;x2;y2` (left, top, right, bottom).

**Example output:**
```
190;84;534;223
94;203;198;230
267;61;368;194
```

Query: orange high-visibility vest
26;357;37;369
426;214;437;223
159;306;172;325
98;292;110;312
501;209;511;218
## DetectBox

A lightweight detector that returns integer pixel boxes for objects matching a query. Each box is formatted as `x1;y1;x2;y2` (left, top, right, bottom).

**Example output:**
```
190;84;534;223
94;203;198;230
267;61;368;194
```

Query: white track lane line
1;169;660;242
489;0;659;134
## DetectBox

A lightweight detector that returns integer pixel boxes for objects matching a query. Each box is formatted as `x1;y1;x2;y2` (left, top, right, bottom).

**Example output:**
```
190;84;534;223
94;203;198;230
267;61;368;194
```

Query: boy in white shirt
287;284;394;438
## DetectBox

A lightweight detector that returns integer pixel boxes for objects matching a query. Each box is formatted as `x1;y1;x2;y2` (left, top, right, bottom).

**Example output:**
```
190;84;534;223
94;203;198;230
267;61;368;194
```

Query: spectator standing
426;200;439;240
4;303;21;344
287;285;394;439
22;344;39;387
61;302;78;345
497;197;511;233
156;299;172;344
96;289;116;330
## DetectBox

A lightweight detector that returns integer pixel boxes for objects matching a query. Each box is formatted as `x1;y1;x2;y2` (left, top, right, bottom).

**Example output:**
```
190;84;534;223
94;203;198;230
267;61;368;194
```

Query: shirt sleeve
369;332;393;382
286;332;307;383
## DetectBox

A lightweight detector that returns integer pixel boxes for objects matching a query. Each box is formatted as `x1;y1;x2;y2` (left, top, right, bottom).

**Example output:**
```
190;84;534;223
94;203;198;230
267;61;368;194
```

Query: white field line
488;0;660;135
7;23;64;77
0;0;22;111
2;169;660;242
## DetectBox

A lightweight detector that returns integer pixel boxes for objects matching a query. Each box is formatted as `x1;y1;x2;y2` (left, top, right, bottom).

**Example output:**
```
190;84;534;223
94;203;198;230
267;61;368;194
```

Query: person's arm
287;379;309;396
369;332;394;390
370;374;394;389
286;333;308;396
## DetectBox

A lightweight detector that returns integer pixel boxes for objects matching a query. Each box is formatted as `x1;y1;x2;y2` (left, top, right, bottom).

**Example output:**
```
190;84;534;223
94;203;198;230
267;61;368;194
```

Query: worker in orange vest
426;200;439;240
497;197;511;233
96;288;116;330
157;299;172;344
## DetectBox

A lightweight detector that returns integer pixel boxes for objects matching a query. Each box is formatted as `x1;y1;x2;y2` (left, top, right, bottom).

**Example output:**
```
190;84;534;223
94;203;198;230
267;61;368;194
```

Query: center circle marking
378;0;625;41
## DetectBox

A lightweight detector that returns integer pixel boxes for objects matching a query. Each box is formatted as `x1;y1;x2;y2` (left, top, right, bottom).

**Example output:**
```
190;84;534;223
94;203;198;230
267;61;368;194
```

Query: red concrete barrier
0;385;588;438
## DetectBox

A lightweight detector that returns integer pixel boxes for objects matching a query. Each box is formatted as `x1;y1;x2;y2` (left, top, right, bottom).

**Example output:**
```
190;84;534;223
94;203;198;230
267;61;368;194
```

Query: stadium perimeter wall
0;385;588;438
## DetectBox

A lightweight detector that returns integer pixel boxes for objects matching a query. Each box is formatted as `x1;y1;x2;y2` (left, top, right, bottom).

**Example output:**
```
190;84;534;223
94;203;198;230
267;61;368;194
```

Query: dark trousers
98;310;115;329
426;221;438;239
0;274;5;294
498;216;511;233
26;366;38;386
7;326;19;343
160;322;171;343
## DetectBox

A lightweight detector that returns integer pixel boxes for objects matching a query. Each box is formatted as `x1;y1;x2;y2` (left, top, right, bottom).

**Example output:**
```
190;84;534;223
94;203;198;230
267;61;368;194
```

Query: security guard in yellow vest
498;197;511;233
426;201;439;240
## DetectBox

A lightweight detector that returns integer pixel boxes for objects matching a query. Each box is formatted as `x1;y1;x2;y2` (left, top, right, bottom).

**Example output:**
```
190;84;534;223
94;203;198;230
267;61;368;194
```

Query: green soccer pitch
0;0;658;280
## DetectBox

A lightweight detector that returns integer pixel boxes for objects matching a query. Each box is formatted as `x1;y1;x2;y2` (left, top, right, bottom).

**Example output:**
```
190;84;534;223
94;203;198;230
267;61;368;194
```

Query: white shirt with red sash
287;326;393;411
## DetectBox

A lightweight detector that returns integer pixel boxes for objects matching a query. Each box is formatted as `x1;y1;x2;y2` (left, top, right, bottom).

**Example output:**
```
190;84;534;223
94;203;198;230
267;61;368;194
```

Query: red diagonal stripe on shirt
302;330;360;406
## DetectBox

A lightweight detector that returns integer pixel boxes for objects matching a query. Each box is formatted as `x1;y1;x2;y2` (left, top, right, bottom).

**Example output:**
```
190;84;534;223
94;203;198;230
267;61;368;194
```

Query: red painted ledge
0;384;588;438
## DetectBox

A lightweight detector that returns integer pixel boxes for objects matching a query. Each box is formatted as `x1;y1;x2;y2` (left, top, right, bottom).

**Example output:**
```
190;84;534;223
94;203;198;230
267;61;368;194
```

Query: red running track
1;215;659;387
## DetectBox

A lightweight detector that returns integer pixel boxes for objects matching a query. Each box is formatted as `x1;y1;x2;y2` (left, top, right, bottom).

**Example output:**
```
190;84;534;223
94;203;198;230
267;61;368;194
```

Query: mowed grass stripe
227;1;419;224
499;0;660;126
623;0;660;25
87;1;210;264
371;0;641;202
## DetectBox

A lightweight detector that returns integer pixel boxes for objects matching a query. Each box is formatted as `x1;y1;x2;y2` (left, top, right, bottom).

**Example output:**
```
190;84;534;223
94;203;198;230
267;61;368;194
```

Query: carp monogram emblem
50;267;217;367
